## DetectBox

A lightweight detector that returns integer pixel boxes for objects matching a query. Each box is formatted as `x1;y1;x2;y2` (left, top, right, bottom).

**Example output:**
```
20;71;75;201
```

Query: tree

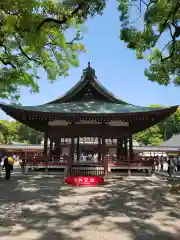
0;121;9;143
158;107;180;140
0;120;43;144
0;0;106;101
134;125;163;146
134;106;180;145
17;124;43;144
117;0;180;85
0;120;21;143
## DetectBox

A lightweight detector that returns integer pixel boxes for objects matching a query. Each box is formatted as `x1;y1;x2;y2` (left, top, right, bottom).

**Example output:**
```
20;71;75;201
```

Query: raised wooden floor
25;159;153;176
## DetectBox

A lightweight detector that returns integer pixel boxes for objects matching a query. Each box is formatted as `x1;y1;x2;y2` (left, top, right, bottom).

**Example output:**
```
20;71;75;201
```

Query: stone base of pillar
104;170;108;179
64;167;69;177
25;165;29;173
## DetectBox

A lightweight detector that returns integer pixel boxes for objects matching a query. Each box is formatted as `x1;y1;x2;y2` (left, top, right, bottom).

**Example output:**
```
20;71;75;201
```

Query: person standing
20;158;26;174
173;156;178;172
167;157;171;175
177;156;180;172
13;153;16;161
155;156;160;171
2;156;14;180
160;156;164;171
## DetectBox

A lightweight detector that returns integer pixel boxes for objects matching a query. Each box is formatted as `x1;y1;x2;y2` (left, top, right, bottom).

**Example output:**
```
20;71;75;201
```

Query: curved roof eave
0;102;178;117
0;103;178;133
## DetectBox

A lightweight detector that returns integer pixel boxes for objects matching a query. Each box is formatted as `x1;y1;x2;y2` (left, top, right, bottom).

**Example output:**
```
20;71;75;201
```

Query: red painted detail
26;161;68;166
108;159;153;167
64;176;104;186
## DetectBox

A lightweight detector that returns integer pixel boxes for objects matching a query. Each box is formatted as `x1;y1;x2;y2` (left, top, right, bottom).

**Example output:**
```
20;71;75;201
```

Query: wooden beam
49;125;130;137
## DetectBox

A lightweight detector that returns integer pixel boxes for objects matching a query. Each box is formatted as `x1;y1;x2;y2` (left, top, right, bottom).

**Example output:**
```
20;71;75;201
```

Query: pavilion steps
69;164;104;177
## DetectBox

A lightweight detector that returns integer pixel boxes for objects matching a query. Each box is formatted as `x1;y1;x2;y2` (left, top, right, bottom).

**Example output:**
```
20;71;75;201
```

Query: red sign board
65;176;104;186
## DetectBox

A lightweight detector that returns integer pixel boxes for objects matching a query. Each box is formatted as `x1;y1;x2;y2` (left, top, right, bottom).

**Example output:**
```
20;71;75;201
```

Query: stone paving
0;167;180;240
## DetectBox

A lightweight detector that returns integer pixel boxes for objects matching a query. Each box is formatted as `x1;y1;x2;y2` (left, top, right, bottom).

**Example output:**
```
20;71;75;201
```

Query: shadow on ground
0;173;180;240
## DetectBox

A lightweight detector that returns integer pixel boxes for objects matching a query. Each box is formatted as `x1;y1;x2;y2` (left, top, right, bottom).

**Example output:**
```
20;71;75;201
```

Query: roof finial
88;62;91;68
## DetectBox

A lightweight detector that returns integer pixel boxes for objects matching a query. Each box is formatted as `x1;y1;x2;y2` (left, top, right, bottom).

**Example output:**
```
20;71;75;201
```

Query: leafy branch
0;0;106;101
118;0;180;85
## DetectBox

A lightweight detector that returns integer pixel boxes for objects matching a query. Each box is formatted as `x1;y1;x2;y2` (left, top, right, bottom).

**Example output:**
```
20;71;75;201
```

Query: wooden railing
26;155;68;168
106;156;154;168
25;155;154;171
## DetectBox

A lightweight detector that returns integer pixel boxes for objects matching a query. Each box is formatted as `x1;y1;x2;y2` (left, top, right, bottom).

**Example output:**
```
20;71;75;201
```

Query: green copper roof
0;64;178;122
49;63;126;104
0;101;176;114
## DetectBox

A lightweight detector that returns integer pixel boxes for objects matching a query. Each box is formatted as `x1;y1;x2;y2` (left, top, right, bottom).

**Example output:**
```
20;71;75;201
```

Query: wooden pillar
124;138;128;160
120;139;123;160
117;137;123;160
104;155;108;178
117;137;120;160
129;135;133;160
49;139;53;161
43;131;48;173
102;136;108;178
59;138;62;156
43;131;48;156
98;137;101;162
127;137;131;176
70;137;75;165
45;138;52;172
54;140;59;156
102;136;105;161
76;136;80;162
55;138;61;157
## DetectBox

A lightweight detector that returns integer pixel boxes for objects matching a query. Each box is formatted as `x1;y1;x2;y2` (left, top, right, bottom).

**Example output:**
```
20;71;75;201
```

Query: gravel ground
0;169;180;240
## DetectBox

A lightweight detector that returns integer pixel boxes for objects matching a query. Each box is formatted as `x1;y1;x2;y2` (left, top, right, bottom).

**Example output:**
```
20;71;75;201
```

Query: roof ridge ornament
82;62;96;80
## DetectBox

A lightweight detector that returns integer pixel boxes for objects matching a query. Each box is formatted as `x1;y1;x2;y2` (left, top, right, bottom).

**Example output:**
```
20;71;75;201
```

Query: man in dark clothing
2;156;12;180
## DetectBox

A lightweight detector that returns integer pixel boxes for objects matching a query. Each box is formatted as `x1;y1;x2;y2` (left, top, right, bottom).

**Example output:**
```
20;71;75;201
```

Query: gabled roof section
49;62;127;104
160;134;180;148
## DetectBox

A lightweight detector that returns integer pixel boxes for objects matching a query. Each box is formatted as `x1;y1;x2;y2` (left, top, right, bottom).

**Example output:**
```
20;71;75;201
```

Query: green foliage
134;125;163;146
134;106;180;146
17;124;43;144
0;120;43;144
0;0;106;101
117;0;180;85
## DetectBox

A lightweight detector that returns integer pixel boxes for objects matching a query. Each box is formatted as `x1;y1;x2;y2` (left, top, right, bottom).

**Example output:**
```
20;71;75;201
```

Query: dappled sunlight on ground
0;174;180;239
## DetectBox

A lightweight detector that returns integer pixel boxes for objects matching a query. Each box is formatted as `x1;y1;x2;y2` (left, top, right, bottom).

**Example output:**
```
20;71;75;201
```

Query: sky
0;0;179;120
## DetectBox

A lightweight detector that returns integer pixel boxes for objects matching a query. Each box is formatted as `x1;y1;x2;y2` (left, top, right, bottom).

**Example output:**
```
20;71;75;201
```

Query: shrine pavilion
0;63;178;175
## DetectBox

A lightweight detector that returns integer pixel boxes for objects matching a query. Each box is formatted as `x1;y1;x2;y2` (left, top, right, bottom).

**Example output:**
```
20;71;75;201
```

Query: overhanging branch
15;36;41;64
0;57;16;69
140;0;180;62
37;3;84;30
160;0;180;62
